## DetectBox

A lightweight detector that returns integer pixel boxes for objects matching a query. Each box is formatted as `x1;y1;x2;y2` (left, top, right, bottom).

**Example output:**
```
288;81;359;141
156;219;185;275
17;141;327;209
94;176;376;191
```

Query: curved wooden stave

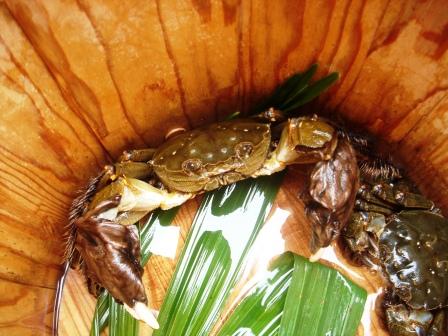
0;0;445;334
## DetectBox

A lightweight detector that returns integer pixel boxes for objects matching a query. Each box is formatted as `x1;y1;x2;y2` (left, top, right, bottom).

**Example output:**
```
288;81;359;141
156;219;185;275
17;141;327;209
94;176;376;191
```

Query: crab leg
371;182;435;210
90;177;193;224
252;116;338;177
97;148;156;190
119;148;157;162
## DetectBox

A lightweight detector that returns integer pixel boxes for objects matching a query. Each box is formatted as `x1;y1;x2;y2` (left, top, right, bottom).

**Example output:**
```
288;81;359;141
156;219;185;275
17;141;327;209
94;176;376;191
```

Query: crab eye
182;159;202;173
235;142;253;159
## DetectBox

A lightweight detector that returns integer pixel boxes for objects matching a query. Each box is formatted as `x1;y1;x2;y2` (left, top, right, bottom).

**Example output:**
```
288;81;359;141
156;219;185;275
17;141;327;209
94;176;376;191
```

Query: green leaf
90;291;110;336
283;72;339;113
268;73;307;108
154;174;284;336
225;111;241;120
279;63;318;110
257;64;339;114
257;72;306;111
279;254;367;336
216;253;366;336
109;296;139;336
216;252;295;336
139;208;179;265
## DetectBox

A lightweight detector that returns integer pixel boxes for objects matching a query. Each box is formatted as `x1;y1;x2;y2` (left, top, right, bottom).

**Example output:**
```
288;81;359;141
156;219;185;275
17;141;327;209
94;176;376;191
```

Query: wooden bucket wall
0;0;446;335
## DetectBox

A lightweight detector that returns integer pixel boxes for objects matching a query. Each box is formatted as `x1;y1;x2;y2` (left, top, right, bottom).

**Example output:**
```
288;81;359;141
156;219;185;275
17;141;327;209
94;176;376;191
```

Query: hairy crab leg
371;182;435;210
97;162;154;190
90;177;192;225
97;148;156;190
253;116;337;176
66;168;192;330
119;148;157;162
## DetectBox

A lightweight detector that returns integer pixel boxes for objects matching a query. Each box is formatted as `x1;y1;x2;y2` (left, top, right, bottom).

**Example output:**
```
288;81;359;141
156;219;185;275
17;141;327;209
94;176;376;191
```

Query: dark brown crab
64;111;358;329
343;170;448;335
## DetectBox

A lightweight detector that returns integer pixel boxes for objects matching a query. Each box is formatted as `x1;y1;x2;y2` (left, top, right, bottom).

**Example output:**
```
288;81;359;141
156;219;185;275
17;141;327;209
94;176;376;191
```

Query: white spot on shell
221;148;228;154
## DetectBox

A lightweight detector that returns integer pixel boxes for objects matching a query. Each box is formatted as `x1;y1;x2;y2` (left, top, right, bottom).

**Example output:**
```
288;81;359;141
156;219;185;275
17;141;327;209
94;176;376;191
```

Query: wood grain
0;278;55;335
0;0;446;334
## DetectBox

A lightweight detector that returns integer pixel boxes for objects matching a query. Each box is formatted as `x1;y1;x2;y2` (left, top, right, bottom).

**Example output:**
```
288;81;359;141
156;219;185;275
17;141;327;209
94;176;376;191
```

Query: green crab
343;172;448;335
69;111;358;328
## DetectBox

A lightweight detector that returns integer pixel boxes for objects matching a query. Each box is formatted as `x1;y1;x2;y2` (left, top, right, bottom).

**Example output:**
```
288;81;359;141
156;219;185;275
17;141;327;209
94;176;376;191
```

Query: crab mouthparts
124;302;160;329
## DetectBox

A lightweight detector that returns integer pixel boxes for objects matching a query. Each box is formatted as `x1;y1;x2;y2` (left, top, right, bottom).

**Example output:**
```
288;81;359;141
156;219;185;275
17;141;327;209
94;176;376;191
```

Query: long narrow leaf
154;174;284;336
279;254;366;336
139;208;179;265
216;253;295;336
279;64;317;110
217;253;366;336
109;296;139;336
283;72;339;113
257;64;338;115
258;73;305;111
90;291;109;336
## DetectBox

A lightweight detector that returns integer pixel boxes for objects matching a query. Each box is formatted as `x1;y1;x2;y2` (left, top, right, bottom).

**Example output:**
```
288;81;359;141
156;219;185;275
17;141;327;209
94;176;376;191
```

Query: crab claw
74;197;158;327
125;302;160;329
306;137;359;253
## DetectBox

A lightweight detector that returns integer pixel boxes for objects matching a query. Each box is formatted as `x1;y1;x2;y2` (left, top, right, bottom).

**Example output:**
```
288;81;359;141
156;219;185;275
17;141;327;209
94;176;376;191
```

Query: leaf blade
216;252;295;336
139;208;179;265
90;291;109;336
283;72;339;113
108;296;139;336
279;255;367;336
154;174;284;336
279;63;318;110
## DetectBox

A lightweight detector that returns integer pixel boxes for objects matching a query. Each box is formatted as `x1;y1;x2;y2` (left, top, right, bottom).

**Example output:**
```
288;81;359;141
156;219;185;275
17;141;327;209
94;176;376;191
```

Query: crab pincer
74;196;159;329
306;137;359;257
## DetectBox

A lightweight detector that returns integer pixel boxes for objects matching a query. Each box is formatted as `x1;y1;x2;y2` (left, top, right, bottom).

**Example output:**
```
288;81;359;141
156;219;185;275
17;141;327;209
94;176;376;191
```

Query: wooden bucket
0;1;447;335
